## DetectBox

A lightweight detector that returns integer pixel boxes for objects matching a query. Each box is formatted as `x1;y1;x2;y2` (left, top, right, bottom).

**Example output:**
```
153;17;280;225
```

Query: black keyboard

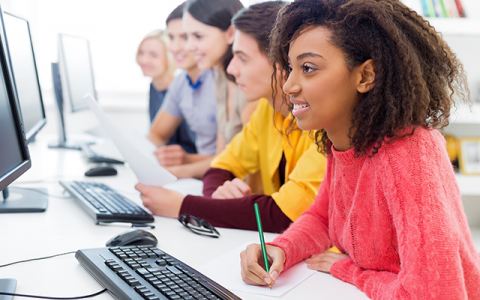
81;144;125;165
60;181;154;225
76;246;241;300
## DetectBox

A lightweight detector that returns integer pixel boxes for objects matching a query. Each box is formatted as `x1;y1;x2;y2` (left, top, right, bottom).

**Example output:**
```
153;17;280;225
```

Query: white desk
0;135;368;300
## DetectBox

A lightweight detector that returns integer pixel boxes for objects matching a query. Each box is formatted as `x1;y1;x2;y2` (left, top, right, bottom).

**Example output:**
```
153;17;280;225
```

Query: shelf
427;18;480;35
456;174;480;197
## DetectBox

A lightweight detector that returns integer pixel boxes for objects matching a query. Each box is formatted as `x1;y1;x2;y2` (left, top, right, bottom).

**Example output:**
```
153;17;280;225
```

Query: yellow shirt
211;98;327;221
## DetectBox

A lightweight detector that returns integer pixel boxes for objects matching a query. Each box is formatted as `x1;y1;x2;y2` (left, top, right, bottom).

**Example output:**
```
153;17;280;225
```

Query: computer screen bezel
57;33;97;113
0;6;32;192
3;11;47;143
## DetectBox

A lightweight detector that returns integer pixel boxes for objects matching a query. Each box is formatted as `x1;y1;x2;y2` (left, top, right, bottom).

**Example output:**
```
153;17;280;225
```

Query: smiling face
226;30;273;102
166;19;197;70
183;12;233;70
136;38;169;78
283;26;360;133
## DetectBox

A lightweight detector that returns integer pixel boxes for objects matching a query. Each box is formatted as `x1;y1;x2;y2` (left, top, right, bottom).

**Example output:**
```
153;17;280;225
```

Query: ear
226;25;235;44
355;59;375;94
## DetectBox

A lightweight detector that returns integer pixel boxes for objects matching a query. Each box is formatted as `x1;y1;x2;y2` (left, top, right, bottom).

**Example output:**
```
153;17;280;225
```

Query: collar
186;73;203;90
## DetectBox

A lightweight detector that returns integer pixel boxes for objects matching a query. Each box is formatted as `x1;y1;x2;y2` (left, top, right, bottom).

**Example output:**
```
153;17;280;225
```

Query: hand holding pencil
239;202;286;287
240;243;285;287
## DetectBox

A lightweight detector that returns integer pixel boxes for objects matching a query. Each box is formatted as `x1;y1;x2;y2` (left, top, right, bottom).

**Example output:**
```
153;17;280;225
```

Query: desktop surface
8;133;479;299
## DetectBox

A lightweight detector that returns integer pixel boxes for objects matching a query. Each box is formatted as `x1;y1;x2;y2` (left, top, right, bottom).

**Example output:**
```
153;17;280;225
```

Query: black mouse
106;229;158;247
84;166;117;177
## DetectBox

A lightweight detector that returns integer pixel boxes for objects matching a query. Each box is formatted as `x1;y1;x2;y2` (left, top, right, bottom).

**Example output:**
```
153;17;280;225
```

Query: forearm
179;194;292;233
173;157;214;179
185;153;214;164
202;168;236;197
148;131;166;147
330;258;472;300
269;185;332;270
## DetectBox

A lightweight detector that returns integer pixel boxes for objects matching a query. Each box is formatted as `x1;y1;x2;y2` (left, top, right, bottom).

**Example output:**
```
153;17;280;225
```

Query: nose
282;70;300;96
226;56;239;79
185;37;196;53
169;39;180;54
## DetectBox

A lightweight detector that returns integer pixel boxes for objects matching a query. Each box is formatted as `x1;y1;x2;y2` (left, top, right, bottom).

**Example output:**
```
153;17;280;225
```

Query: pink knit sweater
270;128;480;299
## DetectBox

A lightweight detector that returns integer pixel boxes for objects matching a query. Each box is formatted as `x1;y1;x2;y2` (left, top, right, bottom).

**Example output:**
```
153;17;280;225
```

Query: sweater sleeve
179;194;292;233
202;168;236;197
269;159;333;269
330;130;480;300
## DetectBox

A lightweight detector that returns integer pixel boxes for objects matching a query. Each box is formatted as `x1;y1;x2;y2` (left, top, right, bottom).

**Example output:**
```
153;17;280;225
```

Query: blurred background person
149;2;217;178
137;29;197;153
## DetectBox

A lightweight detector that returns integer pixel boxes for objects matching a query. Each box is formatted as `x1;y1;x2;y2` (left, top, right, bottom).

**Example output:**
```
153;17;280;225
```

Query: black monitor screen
58;34;96;112
3;12;46;142
0;50;29;190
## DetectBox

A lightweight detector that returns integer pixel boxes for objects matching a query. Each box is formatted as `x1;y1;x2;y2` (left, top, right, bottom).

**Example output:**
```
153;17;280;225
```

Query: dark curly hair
270;0;469;155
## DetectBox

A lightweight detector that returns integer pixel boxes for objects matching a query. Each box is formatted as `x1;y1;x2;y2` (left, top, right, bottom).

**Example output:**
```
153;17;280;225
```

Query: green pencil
254;202;270;272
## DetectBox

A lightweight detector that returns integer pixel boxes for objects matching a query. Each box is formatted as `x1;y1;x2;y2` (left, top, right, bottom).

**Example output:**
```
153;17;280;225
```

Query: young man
136;1;327;233
149;2;217;178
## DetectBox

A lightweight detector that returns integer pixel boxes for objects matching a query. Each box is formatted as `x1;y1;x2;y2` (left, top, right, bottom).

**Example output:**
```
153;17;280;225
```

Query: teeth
293;103;310;110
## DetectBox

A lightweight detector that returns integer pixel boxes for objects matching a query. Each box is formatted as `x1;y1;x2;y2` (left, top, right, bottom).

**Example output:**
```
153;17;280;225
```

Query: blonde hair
136;29;175;78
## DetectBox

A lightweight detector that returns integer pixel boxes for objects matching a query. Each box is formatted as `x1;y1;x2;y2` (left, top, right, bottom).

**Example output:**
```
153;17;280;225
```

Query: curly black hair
270;0;469;155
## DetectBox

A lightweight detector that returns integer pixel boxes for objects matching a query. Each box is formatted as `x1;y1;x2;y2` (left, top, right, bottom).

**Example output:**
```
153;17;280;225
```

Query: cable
9;186;71;199
0;251;75;268
0;251;108;299
0;289;107;299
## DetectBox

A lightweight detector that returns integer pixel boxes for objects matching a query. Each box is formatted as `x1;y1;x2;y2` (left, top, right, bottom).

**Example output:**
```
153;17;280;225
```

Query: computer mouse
84;166;117;177
106;229;158;247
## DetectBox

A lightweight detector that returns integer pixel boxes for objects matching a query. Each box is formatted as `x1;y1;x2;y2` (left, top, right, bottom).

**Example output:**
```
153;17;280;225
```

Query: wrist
171;194;185;218
184;153;194;164
330;258;355;284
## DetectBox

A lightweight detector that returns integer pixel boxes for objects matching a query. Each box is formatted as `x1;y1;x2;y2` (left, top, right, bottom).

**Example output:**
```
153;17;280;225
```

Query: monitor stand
0;278;16;300
0;187;48;213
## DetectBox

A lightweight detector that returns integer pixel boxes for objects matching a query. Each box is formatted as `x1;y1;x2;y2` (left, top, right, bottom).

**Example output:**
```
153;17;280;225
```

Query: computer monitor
0;7;48;214
2;12;46;143
48;34;97;150
58;33;97;112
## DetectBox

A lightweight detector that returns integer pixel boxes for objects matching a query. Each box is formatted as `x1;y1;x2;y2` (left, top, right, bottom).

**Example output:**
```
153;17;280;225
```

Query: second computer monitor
3;12;46;142
58;33;97;112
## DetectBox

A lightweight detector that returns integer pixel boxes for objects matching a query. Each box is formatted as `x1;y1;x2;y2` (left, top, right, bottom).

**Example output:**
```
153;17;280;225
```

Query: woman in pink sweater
240;0;480;299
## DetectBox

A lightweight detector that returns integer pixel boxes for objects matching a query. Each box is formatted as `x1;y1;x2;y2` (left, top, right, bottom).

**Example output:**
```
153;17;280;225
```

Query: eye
238;55;247;63
286;64;292;74
302;63;316;74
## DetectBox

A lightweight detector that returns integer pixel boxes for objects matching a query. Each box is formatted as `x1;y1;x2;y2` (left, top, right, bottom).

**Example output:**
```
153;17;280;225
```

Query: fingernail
264;277;272;285
270;270;279;280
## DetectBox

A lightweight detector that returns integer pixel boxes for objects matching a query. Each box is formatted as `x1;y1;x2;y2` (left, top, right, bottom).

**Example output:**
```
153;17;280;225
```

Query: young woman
135;1;326;233
136;29;196;153
148;0;251;178
240;0;480;298
149;2;217;178
183;0;258;147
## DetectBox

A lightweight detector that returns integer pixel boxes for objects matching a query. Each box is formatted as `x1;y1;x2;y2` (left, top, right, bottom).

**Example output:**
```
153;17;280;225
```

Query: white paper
84;95;177;187
199;244;316;297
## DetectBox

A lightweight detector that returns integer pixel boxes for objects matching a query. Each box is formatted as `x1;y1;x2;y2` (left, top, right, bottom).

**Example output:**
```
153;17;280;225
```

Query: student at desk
149;3;217;178
136;1;327;233
240;0;480;299
151;0;253;179
136;29;196;153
